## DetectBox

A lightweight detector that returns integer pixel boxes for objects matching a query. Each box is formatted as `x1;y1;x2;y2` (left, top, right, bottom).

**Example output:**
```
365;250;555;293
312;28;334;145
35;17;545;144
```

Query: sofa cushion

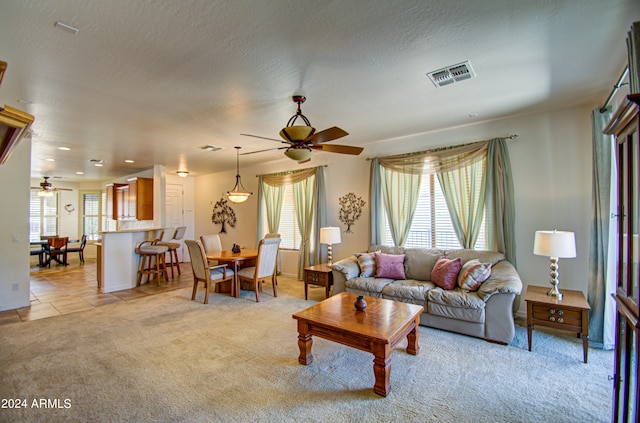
427;288;485;323
369;245;406;256
354;252;377;277
345;277;395;295
457;259;492;291
375;252;406;279
381;280;435;306
431;257;462;290
445;249;505;266
403;248;444;281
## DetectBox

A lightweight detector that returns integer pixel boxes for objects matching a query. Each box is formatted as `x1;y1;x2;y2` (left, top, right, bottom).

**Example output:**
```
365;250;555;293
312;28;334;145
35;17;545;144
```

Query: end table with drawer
525;285;591;363
303;263;334;300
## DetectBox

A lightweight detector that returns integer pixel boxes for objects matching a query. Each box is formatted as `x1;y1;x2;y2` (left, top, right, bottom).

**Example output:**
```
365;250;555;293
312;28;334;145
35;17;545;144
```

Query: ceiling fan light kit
32;176;73;196
284;148;312;162
279;126;315;142
226;146;252;203
240;95;363;163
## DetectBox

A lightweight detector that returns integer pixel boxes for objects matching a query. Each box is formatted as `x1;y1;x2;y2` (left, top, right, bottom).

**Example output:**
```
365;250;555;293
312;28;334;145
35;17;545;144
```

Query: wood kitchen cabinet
105;183;126;219
125;177;153;220
106;178;153;220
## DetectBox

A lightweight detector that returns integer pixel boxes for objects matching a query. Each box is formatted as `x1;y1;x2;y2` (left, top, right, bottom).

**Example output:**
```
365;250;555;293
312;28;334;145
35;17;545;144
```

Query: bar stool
135;240;169;286
157;226;186;279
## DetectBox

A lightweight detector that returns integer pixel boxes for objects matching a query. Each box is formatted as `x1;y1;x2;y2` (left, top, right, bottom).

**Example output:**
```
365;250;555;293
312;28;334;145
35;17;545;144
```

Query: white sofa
331;245;522;344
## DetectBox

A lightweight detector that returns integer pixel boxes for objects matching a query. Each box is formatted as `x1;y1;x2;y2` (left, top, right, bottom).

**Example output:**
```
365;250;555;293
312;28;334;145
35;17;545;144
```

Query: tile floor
0;258;194;326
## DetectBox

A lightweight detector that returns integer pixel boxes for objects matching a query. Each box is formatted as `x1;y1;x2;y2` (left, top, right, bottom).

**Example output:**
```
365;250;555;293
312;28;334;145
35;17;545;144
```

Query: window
276;184;301;249
29;192;59;241
101;191;117;232
81;192;101;240
383;172;489;250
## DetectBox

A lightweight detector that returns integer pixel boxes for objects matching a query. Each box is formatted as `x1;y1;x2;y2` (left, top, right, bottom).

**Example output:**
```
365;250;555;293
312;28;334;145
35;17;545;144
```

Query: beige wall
0;136;31;310
194;104;596;314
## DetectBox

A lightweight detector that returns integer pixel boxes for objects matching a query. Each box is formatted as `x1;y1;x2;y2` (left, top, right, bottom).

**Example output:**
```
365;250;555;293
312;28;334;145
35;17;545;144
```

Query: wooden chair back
48;236;68;250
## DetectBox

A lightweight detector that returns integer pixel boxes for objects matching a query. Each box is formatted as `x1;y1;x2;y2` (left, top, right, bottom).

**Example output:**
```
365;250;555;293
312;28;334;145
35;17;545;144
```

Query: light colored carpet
0;277;612;422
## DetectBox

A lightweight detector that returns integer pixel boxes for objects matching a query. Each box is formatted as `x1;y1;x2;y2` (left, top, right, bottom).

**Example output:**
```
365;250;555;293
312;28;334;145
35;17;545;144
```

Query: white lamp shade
533;230;576;258
320;227;341;245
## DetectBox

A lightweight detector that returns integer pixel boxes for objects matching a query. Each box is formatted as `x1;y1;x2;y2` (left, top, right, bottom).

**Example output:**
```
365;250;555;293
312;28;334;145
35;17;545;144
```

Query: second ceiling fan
241;95;363;163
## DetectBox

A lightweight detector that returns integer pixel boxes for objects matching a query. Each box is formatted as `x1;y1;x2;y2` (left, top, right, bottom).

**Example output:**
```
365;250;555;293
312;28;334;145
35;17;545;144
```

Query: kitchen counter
99;228;164;293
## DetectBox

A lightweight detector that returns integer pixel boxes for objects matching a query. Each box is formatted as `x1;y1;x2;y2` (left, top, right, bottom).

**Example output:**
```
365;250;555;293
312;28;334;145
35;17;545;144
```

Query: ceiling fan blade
298;158;312;164
311;144;363;155
240;133;290;145
240;147;288;155
307;126;348;144
53;188;73;192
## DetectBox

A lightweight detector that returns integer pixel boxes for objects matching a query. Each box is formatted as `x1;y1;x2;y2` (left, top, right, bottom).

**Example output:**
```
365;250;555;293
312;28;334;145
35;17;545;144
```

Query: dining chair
45;236;69;267
236;237;281;302
65;235;87;263
157;226;186;279
185;239;234;304
30;242;46;267
200;233;222;265
263;233;281;285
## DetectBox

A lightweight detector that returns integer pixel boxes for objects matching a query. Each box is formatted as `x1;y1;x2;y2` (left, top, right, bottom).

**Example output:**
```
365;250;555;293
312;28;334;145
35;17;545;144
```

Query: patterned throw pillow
457;259;492;291
375;252;406;280
430;256;462;290
354;252;377;277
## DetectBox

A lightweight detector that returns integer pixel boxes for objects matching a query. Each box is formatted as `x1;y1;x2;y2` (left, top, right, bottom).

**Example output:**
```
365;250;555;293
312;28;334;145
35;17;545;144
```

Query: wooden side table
525;285;591;363
303;263;333;300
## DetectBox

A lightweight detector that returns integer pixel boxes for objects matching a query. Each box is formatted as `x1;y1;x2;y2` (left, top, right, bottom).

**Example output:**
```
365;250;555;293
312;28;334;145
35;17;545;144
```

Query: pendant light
226;146;252;203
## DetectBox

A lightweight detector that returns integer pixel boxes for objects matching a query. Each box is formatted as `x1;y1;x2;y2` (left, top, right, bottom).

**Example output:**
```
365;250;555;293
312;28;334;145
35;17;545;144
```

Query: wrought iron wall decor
338;192;366;233
211;197;237;233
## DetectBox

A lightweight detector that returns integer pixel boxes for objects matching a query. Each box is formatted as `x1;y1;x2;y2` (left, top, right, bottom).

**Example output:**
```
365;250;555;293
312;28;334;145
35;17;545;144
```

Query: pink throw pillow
375;252;406;280
431;257;462;290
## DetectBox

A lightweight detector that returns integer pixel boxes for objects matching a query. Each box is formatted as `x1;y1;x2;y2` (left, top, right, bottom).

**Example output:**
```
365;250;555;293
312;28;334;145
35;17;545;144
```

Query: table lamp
320;227;341;266
533;230;576;299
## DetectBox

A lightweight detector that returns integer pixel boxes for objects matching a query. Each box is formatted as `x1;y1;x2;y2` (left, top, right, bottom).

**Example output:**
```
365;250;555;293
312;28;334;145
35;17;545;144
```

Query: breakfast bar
99;228;164;293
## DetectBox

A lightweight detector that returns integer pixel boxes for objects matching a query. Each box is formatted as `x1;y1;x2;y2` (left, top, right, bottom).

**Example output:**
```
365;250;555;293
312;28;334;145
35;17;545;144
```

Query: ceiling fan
31;176;72;197
240;95;364;163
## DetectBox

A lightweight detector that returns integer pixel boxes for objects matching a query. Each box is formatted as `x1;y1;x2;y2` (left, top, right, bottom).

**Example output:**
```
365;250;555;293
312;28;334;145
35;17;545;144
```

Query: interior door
166;184;184;261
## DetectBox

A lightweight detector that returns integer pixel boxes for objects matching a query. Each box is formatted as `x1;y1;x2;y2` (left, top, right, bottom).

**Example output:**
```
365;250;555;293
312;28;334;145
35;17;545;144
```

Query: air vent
427;61;476;88
200;144;222;152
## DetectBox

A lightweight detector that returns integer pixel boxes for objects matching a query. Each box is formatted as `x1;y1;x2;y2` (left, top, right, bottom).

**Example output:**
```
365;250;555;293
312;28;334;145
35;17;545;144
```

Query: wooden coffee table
292;292;424;396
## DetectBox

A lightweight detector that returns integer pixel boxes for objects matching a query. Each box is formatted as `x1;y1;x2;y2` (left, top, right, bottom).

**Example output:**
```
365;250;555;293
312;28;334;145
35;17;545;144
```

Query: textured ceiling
0;0;638;181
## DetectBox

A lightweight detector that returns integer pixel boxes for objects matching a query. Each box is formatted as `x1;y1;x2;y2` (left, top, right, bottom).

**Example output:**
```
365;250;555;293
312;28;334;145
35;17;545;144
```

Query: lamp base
547;284;563;300
547;257;563;299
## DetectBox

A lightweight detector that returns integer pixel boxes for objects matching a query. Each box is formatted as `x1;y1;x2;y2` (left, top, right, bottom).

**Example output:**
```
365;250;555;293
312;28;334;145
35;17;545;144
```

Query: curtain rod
364;134;518;160
255;164;327;177
600;65;629;113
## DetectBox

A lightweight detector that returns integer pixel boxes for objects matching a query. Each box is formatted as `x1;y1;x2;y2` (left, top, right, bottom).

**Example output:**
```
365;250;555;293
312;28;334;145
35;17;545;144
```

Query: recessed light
54;21;79;35
45;158;55;162
94;163;103;167
200;144;222;152
58;147;71;151
124;159;135;163
76;171;84;175
18;99;33;105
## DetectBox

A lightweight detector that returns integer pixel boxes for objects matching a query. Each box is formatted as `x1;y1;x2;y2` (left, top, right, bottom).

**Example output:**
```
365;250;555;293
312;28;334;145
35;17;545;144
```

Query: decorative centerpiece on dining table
232;243;241;254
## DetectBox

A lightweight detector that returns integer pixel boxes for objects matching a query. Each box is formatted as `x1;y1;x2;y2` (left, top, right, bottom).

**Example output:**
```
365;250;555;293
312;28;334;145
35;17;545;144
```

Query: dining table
206;249;258;297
